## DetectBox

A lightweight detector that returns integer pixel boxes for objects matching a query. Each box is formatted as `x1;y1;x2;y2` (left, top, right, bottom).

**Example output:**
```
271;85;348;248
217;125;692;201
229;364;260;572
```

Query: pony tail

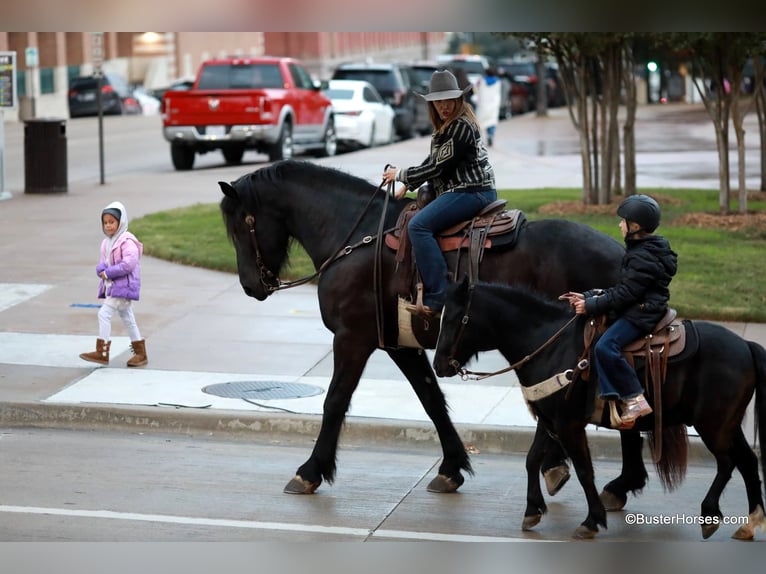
648;425;688;492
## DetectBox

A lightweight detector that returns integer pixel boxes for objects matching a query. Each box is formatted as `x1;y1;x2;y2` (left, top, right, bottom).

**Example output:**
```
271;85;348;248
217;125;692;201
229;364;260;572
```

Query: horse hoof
283;475;320;495
731;524;754;540
600;489;627;511
426;474;461;493
543;465;571;497
573;525;598;539
701;522;720;540
522;514;541;531
731;504;766;540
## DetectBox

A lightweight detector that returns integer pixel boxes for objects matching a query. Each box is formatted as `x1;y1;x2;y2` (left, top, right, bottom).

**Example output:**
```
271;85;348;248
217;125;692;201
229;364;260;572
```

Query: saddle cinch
384;194;526;301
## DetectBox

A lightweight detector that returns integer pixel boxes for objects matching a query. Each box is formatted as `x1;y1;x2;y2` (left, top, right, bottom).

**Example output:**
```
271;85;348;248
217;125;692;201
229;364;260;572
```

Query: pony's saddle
384;195;526;298
584;308;687;382
584;309;696;433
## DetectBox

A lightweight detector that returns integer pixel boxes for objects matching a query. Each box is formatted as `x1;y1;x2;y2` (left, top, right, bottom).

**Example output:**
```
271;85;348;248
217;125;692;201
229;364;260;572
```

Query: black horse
219;159;626;495
434;278;766;540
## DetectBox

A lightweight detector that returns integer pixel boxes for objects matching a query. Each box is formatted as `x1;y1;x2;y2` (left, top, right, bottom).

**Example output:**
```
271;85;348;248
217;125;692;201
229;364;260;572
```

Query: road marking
0;505;533;542
0;283;51;313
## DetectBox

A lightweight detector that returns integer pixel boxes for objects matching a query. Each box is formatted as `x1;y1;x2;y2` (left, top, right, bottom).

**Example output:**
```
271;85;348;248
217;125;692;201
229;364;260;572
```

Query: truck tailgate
163;90;279;126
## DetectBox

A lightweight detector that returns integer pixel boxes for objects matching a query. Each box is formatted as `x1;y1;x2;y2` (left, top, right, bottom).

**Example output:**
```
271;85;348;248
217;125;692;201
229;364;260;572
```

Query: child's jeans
594;318;644;400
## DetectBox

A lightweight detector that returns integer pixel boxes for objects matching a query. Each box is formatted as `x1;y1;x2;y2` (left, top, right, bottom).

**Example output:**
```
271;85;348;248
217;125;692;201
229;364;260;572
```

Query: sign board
0;51;18;109
92;32;104;74
25;46;38;68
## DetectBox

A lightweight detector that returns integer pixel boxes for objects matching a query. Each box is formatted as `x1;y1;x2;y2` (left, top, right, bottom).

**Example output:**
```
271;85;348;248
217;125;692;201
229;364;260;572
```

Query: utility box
24;118;68;194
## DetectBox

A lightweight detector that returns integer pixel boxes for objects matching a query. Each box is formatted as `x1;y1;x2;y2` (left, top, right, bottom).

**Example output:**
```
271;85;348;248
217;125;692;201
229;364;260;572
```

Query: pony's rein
243;179;391;293
449;289;579;381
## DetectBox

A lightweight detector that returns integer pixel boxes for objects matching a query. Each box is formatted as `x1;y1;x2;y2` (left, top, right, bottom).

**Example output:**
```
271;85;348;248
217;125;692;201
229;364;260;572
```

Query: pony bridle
244;214;280;293
445;284;581;381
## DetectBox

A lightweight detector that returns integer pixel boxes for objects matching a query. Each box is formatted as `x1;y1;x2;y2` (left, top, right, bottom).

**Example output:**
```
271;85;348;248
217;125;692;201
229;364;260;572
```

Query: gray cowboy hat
419;70;472;101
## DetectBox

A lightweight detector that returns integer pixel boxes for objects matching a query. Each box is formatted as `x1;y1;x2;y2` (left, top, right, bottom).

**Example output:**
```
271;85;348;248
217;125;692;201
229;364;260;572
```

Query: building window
40;68;54;94
16;69;26;97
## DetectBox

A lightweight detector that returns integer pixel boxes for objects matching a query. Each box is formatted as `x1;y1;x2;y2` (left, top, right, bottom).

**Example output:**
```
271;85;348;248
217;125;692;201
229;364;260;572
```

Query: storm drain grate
202;381;324;401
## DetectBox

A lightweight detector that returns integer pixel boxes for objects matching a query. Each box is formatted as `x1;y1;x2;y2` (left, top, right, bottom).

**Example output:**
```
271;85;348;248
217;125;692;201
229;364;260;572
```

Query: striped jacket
400;116;495;195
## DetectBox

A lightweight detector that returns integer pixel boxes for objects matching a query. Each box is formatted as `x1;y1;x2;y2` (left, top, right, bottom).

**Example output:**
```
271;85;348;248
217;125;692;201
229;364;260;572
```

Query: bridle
445;283;579;381
240;176;394;301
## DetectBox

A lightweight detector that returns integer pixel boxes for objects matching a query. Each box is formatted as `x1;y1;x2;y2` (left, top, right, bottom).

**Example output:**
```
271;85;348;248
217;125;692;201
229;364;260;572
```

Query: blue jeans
594;318;645;400
408;189;497;310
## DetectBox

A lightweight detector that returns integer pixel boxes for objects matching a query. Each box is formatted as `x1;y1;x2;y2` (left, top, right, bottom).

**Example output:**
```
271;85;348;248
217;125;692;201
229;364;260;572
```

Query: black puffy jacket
584;234;678;333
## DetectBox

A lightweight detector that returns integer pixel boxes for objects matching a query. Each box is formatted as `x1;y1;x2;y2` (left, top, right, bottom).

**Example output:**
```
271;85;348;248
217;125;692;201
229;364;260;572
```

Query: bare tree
752;55;766;191
667;33;762;213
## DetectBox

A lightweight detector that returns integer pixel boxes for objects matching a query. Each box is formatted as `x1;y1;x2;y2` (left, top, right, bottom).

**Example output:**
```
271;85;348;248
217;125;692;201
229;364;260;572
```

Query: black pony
434;278;766;540
219;159;626;495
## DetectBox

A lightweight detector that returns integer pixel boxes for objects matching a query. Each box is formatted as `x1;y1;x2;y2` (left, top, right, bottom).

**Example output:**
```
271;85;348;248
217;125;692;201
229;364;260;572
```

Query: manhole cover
202;381;324;400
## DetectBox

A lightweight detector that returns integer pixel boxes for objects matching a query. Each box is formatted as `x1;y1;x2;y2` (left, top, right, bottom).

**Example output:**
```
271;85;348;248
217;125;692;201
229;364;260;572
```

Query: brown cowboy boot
79;338;111;365
127;339;148;367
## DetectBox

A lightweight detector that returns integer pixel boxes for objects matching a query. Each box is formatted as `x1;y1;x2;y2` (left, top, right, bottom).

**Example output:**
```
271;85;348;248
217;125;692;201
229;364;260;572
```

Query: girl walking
79;201;148;367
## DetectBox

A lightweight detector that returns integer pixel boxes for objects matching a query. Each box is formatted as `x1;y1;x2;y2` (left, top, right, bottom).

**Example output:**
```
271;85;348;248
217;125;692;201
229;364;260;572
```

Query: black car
407;62;440;135
498;60;565;111
68;73;142;118
332;62;421;139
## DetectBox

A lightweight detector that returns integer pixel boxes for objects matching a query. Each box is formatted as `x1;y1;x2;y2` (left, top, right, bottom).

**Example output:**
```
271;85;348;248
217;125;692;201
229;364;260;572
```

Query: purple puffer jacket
95;232;143;300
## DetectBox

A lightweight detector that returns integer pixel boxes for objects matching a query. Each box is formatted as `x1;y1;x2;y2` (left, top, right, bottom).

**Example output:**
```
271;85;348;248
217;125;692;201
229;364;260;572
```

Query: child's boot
127;339;148;367
620;393;652;426
79;338;111;365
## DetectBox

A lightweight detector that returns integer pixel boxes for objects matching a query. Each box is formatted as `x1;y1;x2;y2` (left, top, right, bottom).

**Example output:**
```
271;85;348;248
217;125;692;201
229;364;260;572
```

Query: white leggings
98;297;142;341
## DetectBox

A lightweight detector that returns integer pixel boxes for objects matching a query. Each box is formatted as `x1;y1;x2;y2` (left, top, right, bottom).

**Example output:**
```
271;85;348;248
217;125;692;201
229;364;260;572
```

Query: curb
0;401;718;465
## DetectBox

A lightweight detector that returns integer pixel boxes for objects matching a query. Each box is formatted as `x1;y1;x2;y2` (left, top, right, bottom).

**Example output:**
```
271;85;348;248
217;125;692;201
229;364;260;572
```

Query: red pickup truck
162;56;336;170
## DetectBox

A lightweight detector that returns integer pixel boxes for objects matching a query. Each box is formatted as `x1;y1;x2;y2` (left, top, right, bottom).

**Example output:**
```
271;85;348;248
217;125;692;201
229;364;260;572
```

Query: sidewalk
0;104;762;459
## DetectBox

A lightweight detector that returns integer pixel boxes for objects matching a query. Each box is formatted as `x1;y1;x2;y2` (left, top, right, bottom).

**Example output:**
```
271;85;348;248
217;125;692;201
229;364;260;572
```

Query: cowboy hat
419;70;472;101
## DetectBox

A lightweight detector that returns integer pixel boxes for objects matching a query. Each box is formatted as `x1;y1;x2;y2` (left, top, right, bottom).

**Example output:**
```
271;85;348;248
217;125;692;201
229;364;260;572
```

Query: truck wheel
171;143;195;170
222;146;245;165
269;122;293;161
314;120;337;157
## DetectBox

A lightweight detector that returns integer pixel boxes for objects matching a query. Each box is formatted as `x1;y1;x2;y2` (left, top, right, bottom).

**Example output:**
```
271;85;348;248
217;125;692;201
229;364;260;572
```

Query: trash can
24;118;68;194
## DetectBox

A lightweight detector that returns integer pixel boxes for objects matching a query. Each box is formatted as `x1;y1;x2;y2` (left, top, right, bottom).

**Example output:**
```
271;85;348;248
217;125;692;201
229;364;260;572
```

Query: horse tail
648;425;688;492
748;340;766;500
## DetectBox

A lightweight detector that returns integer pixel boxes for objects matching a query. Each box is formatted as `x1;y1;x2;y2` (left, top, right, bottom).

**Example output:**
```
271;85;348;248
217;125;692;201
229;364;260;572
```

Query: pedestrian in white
476;65;501;147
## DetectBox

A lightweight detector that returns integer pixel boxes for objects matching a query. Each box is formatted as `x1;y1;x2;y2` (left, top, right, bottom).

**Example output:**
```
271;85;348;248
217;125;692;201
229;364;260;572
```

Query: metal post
0;109;5;197
97;73;105;185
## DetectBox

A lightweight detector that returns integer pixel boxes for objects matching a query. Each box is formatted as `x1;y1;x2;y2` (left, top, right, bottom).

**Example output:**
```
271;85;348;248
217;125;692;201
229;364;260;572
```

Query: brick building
0;32;447;120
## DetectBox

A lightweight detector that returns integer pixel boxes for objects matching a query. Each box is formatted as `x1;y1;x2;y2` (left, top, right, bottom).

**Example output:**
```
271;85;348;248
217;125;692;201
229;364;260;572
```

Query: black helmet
617;194;661;233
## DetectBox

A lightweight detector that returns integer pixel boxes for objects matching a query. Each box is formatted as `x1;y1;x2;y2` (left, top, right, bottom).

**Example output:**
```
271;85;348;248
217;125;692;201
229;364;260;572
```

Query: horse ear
219;181;237;199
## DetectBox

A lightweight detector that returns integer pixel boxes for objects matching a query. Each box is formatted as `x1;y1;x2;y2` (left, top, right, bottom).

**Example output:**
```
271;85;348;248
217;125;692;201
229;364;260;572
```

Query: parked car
331;62;421;140
162;56;336;170
435;54;512;119
131;87;161;115
322;79;395;150
68;73;142;118
498;59;565;110
408;61;440;134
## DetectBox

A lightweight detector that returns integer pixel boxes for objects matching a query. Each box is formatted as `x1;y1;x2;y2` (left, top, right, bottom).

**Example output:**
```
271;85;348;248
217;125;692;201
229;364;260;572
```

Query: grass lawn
131;188;766;322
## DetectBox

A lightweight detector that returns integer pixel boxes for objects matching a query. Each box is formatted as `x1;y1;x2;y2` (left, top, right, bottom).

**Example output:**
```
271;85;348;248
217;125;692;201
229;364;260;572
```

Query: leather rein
242;174;395;348
446;283;579;381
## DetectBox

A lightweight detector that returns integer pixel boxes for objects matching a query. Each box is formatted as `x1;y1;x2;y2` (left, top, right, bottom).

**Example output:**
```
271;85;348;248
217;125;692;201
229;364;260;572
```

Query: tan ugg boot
79;338;111;365
127;339;148;367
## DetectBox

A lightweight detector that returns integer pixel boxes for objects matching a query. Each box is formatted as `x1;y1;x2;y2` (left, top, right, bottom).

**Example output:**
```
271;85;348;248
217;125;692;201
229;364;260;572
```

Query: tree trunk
535;48;547;117
754;57;766;191
622;45;637;196
694;73;731;213
729;71;748;213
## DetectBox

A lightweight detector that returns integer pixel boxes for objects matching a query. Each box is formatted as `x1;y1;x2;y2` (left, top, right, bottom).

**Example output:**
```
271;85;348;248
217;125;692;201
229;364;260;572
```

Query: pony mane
473;281;570;321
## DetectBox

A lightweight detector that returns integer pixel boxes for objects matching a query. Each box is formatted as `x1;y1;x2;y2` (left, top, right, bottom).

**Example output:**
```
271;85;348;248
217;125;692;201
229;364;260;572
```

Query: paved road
0;426;757;543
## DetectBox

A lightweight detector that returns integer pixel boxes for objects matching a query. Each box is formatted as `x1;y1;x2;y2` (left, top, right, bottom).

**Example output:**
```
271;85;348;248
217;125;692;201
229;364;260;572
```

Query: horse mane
243;160;379;211
471;281;570;322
